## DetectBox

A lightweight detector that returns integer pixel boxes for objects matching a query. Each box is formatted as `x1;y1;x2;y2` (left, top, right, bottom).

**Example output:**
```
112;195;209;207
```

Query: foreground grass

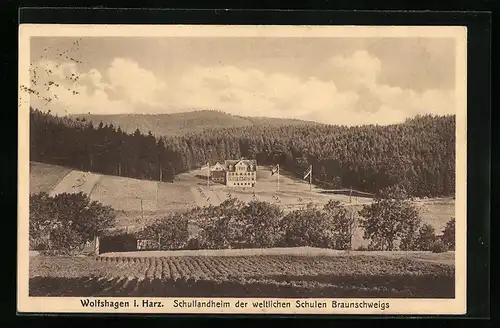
30;254;454;298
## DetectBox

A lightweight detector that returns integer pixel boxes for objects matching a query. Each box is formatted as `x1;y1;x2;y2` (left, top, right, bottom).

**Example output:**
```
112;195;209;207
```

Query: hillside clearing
29;162;72;194
49;170;101;197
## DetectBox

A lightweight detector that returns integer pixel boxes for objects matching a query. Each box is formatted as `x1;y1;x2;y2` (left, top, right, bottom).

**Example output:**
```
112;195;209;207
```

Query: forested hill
30;108;455;198
71;110;318;137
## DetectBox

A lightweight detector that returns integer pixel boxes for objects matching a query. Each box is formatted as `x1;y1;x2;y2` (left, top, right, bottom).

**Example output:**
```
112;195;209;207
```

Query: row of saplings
139;186;455;253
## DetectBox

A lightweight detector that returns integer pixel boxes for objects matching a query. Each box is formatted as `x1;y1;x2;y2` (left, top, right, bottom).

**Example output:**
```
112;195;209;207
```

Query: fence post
95;236;100;256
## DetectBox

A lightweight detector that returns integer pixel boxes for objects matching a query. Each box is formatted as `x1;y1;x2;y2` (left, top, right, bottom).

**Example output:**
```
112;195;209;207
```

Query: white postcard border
18;24;468;315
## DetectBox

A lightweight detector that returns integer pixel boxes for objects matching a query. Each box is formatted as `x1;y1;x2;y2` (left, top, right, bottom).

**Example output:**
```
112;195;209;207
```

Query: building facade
210;162;226;183
224;159;257;187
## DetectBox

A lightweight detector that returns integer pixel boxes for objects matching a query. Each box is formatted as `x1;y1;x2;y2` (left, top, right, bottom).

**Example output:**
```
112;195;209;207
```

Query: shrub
142;214;189;250
277;203;335;248
29;192;116;252
185;237;201;250
431;239;448;253
442;217;455;250
196;198;245;249
239;200;283;248
415;224;437;251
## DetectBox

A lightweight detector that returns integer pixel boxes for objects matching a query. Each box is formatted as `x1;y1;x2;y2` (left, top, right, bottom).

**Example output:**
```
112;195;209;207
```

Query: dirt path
190;186;224;207
49;170;101;197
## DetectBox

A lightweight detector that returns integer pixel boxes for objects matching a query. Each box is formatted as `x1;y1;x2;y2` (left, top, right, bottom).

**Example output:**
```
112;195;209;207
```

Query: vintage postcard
18;24;467;315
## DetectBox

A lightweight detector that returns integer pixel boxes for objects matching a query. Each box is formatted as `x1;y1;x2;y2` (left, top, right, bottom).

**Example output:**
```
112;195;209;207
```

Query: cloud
374;84;455;117
170;65;359;119
323;50;455;119
328;50;382;88
106;58;167;106
27;52;455;126
28;58;163;115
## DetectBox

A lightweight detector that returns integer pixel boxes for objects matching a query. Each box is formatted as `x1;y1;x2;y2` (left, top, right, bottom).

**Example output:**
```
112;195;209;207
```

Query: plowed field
29;254;455;298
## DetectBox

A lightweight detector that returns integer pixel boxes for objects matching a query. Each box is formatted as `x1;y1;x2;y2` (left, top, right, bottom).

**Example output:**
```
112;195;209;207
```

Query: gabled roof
211;162;225;171
224;159;257;167
224;159;257;171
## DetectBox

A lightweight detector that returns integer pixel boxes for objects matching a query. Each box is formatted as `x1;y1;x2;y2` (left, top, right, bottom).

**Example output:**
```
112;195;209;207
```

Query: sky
28;36;457;126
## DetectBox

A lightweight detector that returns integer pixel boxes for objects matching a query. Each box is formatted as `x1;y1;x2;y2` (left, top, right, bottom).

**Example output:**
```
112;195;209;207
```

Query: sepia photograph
18;24;467;315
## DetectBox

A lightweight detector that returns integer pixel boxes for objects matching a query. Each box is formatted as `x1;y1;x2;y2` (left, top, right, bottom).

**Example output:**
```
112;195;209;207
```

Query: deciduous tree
323;200;356;250
359;186;421;251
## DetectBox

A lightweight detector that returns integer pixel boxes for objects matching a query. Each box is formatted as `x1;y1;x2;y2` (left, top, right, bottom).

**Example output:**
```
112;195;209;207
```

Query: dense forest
30;108;455;197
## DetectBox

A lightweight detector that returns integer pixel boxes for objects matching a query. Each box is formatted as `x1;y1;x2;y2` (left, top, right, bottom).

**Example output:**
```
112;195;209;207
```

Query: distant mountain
71;110;320;137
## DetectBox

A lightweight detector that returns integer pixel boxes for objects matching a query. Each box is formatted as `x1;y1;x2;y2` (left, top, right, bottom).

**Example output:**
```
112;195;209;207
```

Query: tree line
29;187;455;253
139;185;455;252
30;108;455;197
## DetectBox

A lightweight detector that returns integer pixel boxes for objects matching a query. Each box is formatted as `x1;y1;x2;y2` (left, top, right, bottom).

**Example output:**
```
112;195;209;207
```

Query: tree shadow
29;275;454;299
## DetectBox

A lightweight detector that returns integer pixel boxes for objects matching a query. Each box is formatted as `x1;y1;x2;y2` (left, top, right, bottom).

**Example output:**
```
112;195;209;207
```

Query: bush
239;200;283;248
142;214;189;250
277;203;336;248
29;192;116;252
431;239;448;253
415;224;437;251
184;237;201;250
442;218;455;250
196;198;245;249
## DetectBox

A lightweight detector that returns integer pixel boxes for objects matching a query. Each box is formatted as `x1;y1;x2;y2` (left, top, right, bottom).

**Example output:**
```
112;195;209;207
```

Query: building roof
211;162;225;171
224;159;257;172
224;159;256;168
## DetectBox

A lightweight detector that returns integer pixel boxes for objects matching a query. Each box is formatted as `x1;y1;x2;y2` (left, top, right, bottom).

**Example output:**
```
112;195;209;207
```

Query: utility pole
157;163;162;209
140;198;144;222
207;162;210;188
277;164;280;192
309;164;312;191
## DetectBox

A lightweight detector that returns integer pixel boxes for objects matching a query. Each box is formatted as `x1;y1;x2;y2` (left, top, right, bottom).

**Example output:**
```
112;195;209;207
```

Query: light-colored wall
226;170;256;187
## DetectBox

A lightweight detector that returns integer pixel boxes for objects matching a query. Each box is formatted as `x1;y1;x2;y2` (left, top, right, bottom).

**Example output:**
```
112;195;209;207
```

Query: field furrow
168;258;181;280
193;257;213;280
29;254;455;298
